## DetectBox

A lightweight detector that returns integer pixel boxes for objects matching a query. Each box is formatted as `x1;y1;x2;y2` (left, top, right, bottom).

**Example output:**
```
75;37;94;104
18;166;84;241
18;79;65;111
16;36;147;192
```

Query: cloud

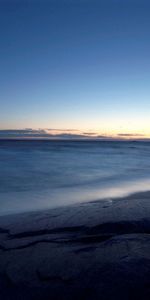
83;132;97;136
0;129;148;140
0;129;92;139
0;129;48;137
117;133;145;137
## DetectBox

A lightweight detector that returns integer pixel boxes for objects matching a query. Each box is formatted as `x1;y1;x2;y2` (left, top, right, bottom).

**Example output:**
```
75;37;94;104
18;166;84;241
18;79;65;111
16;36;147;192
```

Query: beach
1;191;150;299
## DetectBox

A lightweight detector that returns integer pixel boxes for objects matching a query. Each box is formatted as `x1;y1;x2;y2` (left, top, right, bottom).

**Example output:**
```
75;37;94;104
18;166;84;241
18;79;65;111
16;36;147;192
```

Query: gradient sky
0;0;150;138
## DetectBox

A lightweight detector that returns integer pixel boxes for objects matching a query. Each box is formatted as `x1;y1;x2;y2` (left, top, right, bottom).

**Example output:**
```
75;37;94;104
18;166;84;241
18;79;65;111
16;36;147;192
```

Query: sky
0;0;150;139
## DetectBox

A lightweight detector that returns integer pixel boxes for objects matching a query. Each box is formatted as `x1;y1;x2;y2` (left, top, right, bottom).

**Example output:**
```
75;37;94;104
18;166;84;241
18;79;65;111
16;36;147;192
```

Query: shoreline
0;190;150;299
1;188;150;219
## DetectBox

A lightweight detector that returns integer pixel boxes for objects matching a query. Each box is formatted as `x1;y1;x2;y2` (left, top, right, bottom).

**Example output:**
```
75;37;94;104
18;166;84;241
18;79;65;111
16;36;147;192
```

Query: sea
0;139;150;215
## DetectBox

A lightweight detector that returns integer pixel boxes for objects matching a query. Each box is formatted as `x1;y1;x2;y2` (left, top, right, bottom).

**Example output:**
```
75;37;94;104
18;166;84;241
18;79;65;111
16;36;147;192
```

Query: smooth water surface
0;140;150;215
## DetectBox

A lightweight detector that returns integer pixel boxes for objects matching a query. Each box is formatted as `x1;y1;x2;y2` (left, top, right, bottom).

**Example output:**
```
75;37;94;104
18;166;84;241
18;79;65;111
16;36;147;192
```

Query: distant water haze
1;140;150;215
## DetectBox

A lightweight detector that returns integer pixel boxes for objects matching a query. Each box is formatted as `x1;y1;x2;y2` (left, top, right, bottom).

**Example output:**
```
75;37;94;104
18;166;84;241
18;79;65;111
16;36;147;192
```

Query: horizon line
0;128;149;141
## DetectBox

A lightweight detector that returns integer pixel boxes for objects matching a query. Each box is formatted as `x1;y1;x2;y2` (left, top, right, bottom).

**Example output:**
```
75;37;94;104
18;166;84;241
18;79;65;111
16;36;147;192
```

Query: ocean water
0;139;150;215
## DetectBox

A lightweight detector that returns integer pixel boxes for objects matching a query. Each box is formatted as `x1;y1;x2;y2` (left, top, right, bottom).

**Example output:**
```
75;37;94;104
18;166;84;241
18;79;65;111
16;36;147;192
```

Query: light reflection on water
1;176;150;215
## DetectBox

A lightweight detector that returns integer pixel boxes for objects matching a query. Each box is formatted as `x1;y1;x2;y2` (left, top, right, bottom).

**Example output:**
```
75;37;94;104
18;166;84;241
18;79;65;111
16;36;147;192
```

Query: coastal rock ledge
0;193;150;300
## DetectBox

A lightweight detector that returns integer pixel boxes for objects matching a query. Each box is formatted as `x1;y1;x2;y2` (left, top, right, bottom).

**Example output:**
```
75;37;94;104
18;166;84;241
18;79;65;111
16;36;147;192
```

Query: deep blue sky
0;0;150;137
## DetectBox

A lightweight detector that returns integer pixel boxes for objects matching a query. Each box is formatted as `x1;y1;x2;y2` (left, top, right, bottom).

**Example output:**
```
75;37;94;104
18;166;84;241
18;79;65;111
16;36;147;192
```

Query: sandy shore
1;191;150;299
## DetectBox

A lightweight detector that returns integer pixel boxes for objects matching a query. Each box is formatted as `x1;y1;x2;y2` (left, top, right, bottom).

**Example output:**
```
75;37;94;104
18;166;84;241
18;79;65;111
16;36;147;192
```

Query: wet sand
0;191;150;299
